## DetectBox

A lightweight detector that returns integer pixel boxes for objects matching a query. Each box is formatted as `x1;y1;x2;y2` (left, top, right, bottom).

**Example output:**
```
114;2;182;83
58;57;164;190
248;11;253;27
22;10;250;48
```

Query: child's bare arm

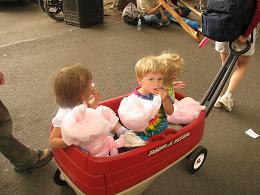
49;127;68;149
162;96;174;115
156;88;174;115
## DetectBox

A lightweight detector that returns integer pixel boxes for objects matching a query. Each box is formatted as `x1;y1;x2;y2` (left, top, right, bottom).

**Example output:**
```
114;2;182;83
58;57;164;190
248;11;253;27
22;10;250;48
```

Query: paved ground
0;1;259;195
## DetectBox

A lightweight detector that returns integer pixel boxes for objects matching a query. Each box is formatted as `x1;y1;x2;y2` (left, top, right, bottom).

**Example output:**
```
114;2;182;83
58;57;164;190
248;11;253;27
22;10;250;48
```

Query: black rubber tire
186;146;207;174
53;169;68;186
44;0;64;21
38;0;45;12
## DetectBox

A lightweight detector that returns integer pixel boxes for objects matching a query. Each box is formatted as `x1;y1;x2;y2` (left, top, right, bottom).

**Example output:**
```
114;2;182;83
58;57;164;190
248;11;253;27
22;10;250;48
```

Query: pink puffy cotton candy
167;97;206;125
61;104;124;157
118;94;161;131
84;135;125;157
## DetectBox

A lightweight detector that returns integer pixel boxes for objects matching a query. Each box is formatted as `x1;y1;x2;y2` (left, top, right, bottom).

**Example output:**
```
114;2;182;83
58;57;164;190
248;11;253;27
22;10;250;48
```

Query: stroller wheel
186;146;207;174
53;169;68;186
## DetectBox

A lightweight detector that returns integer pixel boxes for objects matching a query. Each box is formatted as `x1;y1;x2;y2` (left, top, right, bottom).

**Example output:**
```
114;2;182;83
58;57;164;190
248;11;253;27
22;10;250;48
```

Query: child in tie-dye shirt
119;56;174;141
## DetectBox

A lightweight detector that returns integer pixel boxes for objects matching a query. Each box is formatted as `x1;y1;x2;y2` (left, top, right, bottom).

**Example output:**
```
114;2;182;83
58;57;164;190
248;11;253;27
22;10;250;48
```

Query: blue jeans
143;10;171;26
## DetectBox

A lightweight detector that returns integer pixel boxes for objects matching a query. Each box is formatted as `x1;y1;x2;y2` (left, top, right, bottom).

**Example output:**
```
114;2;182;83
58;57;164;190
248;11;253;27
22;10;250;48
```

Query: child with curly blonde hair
157;51;185;102
157;51;205;125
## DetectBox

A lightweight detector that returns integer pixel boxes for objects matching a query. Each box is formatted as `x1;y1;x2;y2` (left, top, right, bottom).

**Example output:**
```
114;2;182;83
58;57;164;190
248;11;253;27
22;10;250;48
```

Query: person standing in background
214;0;260;112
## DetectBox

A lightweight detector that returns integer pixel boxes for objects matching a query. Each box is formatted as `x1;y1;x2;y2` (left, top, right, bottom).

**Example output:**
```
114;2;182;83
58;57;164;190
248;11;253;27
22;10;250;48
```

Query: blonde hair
157;51;183;87
53;64;92;108
135;56;164;79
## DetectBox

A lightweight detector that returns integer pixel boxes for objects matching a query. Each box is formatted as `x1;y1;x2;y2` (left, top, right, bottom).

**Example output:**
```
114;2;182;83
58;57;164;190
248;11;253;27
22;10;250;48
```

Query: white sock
116;126;129;137
223;91;232;99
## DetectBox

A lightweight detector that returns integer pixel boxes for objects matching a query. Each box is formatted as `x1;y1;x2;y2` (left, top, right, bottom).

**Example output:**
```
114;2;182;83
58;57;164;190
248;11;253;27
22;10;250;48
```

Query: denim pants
0;100;37;168
143;10;171;26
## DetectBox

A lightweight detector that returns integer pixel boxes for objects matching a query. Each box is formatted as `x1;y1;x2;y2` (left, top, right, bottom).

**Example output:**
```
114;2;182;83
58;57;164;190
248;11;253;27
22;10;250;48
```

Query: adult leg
215;53;251;111
0;100;52;171
225;55;251;94
0;100;37;166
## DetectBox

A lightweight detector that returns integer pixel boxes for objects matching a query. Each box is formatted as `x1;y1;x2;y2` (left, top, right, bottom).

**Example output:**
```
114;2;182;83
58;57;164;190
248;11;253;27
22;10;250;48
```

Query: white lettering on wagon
148;132;191;156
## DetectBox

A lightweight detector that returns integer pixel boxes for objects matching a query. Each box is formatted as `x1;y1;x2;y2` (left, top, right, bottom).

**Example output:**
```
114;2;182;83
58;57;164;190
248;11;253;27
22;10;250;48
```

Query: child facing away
49;65;145;157
156;51;205;125
156;51;185;103
118;56;174;141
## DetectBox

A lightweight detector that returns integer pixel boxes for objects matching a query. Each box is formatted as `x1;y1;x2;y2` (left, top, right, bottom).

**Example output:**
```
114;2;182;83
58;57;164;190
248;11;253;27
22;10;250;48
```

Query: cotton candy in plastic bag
118;94;161;131
167;97;206;125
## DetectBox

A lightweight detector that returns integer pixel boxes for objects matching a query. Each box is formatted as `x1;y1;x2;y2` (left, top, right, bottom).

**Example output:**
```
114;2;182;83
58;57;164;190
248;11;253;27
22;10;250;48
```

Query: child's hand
161;14;168;22
0;72;4;85
155;88;169;102
173;81;186;90
87;87;101;109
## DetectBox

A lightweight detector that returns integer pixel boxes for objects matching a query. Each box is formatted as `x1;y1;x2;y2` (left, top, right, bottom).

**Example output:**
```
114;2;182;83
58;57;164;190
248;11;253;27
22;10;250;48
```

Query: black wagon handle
201;37;252;117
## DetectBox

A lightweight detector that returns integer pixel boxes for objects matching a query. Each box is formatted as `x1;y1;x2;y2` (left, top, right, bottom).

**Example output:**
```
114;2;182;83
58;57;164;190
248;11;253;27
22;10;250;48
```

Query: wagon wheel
186;146;207;174
38;0;46;12
53;169;68;186
44;0;64;21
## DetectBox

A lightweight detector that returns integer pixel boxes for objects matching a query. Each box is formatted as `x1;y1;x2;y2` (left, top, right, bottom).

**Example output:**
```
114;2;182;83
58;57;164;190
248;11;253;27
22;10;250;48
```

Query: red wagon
52;41;252;194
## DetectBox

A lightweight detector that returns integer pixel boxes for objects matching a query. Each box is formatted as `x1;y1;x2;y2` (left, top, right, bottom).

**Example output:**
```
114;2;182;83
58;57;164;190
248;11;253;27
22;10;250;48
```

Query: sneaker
14;148;53;172
152;23;163;30
122;130;146;147
216;95;234;112
214;97;222;108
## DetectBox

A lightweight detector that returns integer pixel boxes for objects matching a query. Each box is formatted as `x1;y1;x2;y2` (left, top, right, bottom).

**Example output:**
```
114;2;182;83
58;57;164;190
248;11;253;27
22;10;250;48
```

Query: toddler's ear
137;78;142;85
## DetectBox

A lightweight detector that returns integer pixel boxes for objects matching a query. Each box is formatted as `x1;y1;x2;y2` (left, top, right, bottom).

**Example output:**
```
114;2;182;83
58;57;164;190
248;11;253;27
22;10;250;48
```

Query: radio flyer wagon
52;41;252;195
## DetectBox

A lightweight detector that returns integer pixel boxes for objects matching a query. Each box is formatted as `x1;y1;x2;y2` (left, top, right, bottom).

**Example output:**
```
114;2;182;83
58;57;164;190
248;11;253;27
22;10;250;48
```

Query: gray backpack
122;3;142;25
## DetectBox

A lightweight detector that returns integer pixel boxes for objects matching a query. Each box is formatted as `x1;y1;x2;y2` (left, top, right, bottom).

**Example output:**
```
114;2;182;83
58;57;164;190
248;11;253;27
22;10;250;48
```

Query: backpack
202;0;255;42
122;2;141;25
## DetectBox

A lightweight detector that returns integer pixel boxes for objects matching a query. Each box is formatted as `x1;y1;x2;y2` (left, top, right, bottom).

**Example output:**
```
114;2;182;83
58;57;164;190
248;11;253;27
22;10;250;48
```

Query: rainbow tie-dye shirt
133;89;168;140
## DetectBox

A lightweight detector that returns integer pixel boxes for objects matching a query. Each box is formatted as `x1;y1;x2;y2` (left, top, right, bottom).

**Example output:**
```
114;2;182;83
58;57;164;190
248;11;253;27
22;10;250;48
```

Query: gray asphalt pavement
0;2;259;195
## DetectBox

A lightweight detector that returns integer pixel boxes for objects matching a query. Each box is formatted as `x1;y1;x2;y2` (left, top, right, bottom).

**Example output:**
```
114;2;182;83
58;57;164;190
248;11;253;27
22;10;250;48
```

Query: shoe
152;23;163;30
14;148;53;172
214;97;222;108
216;95;234;112
122;130;146;147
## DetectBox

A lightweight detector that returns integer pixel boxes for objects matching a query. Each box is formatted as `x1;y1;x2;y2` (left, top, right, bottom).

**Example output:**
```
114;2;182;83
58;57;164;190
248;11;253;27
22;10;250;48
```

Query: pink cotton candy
61;104;124;157
167;97;206;125
118;94;161;131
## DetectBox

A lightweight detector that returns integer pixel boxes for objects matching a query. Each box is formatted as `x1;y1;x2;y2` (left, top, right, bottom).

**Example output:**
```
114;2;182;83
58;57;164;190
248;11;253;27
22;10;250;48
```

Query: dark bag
202;0;255;41
117;0;137;11
122;2;141;25
174;6;191;18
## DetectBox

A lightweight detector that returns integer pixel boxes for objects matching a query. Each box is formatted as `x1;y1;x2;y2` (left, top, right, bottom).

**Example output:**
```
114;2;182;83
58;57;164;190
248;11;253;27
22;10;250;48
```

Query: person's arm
158;6;169;22
145;3;163;15
157;88;174;115
241;0;260;40
162;96;174;115
49;127;68;149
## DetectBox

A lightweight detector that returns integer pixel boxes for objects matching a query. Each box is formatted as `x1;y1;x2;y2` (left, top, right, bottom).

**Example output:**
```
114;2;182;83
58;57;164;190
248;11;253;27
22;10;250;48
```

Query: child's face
138;73;164;94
